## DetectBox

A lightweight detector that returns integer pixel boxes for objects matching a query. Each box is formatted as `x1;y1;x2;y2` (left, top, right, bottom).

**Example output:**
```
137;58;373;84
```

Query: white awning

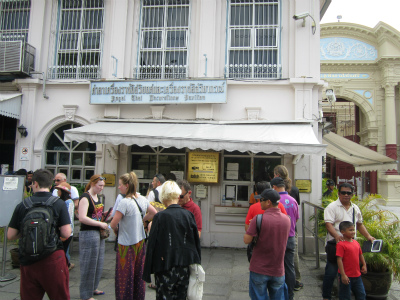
0;93;22;119
64;121;326;155
323;132;398;172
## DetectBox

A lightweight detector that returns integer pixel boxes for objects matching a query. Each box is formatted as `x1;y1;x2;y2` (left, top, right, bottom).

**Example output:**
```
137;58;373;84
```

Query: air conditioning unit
0;40;35;79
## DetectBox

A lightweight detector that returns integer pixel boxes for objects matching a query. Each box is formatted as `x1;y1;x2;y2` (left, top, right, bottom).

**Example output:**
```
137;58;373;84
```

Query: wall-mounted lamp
293;12;316;35
17;124;28;137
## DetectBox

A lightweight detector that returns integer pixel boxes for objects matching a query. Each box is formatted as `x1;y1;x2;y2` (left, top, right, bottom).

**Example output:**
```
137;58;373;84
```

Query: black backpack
19;196;59;262
153;189;160;203
246;214;263;262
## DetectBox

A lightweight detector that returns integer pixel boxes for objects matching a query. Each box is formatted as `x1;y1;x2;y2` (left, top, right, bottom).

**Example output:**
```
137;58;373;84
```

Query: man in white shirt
147;174;165;203
53;173;80;212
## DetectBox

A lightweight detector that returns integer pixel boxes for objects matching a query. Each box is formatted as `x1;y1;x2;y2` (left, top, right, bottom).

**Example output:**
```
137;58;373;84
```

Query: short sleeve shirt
279;192;299;237
117;195;149;246
336;240;362;277
181;199;202;232
245;202;287;225
324;199;363;241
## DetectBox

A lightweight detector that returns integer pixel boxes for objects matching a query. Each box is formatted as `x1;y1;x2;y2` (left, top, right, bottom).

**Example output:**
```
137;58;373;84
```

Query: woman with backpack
54;181;75;270
78;175;108;300
109;171;157;300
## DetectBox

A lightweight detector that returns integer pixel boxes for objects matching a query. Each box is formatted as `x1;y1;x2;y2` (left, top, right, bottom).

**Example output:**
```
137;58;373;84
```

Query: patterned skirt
115;240;146;300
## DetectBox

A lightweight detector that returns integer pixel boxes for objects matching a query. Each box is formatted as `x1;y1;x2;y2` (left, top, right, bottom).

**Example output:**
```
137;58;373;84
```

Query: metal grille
134;0;190;79
0;0;31;42
48;0;104;80
226;0;280;79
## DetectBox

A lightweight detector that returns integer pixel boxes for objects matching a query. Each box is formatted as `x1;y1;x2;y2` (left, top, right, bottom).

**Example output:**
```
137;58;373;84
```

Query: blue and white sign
90;80;227;104
321;73;370;79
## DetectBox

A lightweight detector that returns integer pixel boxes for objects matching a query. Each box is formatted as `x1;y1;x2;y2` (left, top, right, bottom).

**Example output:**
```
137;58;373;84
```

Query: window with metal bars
0;0;30;42
226;0;281;79
135;0;190;79
48;0;104;80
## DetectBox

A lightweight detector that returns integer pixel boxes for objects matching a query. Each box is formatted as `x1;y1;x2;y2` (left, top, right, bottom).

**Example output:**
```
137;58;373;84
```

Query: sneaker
294;281;303;291
68;263;75;271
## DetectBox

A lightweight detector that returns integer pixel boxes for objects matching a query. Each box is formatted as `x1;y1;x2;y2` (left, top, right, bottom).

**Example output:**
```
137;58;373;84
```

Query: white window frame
0;0;31;42
48;0;104;80
226;0;281;79
135;0;190;79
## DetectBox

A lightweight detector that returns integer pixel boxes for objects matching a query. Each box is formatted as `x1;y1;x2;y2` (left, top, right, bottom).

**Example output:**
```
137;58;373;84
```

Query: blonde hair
160;180;181;207
273;165;292;192
119;171;138;198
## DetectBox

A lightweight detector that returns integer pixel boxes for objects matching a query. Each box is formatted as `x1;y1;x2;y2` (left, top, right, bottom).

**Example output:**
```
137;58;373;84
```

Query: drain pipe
30;71;49;99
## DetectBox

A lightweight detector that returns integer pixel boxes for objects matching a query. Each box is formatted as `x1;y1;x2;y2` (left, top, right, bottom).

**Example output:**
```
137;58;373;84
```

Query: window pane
46;133;67;151
72;153;83;165
72;169;81;180
255;4;278;25
60;10;81;30
140;51;163;66
83;9;103;29
81;52;100;65
59;33;79;50
59;152;70;165
224;157;251;181
142;31;162;49
229;50;252;64
167;7;188;27
85;169;94;180
166;30;186;48
231;29;251;47
165;51;186;65
256;28;276;47
58;168;69;177
46;152;57;165
62;0;82;9
58;53;78;66
254;50;277;64
253;157;281;182
85;0;104;9
142;7;164;28
131;154;157;179
75;141;96;151
237;185;249;201
85;153;96;166
82;32;101;49
158;155;185;175
230;5;252;26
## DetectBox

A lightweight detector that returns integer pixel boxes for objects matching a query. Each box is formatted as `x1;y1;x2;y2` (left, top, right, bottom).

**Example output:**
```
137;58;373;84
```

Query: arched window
45;123;96;185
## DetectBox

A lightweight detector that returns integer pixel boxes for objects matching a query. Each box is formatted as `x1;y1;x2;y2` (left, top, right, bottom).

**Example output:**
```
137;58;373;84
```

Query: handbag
187;264;205;300
247;214;263;262
88;193;110;240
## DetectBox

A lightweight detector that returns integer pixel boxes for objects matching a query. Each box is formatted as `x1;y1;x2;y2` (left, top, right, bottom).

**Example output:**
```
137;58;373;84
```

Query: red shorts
20;249;70;300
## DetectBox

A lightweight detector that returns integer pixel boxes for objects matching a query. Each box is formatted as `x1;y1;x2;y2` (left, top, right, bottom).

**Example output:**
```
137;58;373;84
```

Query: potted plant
353;195;400;299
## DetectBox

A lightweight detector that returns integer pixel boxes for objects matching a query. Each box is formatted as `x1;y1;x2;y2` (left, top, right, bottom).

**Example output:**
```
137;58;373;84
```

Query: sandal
148;283;157;290
93;290;105;295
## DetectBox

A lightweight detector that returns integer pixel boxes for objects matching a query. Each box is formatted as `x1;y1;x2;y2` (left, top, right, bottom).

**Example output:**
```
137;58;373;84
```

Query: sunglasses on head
180;191;188;199
94;176;106;181
340;191;353;196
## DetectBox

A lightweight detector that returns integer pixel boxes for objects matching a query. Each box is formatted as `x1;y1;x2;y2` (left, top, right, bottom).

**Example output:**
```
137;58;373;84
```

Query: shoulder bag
188;263;205;300
247;214;263;262
87;193;110;240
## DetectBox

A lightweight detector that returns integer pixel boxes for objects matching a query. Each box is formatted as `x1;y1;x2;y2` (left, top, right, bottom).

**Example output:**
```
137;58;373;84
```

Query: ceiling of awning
0;93;21;119
64;122;326;156
323;132;398;172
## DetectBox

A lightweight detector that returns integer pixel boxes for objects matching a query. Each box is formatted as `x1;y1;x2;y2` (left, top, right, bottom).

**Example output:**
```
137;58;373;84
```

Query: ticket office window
131;145;186;195
222;151;281;204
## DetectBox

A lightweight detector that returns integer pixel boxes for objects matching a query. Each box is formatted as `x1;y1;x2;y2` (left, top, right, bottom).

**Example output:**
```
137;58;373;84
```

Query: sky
321;0;400;32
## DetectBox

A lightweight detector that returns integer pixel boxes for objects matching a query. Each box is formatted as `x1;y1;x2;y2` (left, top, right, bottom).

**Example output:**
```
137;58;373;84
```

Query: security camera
326;89;336;103
293;12;310;20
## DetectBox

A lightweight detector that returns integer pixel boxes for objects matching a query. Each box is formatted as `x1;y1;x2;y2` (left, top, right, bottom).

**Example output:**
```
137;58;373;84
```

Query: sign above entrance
321;73;369;79
90;80;227;105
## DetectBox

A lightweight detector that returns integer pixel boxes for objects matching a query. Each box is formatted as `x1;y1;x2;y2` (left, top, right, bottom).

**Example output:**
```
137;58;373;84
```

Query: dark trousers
284;236;296;300
322;259;338;299
338;274;366;300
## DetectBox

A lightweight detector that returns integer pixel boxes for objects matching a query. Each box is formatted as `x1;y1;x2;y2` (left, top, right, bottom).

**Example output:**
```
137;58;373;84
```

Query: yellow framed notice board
295;179;312;193
187;152;220;184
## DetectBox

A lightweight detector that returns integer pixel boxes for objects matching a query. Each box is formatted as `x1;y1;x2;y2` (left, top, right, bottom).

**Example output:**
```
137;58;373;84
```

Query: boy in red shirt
336;221;367;300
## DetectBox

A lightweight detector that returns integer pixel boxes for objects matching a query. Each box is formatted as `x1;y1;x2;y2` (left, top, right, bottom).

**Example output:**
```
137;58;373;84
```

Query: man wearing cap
53;173;80;214
244;189;291;300
245;181;287;231
271;177;299;300
147;173;165;203
323;179;335;197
